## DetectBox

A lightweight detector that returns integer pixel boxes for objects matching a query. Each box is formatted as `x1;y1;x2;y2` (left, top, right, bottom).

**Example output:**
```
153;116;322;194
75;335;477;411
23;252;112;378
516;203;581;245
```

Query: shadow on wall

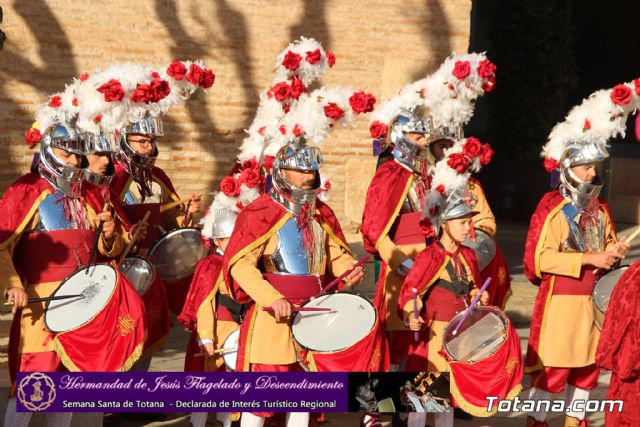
0;0;79;190
410;0;452;81
289;0;331;51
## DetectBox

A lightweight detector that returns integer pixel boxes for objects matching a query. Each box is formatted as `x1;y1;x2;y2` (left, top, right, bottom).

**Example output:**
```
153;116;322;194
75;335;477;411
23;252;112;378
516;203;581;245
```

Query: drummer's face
571;163;597;184
53;147;83;167
213;237;230;253
282;168;316;190
127;134;157;156
87;153;111;175
405;132;428;147
430;139;455;161
444;217;472;243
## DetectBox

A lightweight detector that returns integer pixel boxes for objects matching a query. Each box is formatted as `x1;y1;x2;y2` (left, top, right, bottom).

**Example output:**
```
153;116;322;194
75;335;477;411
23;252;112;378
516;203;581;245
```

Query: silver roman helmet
431;187;479;232
389;109;430;172
38;121;90;196
558;140;608;210
269;137;323;215
84;131;117;187
209;208;238;239
115;115;163;177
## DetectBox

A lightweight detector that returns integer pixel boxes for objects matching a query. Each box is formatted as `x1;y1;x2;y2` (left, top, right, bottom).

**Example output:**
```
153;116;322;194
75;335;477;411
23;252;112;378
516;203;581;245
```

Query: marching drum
462;229;496;271
593;265;628;330
148;228;210;282
292;292;377;352
119;256;155;296
45;264;118;333
221;328;240;371
442;305;508;363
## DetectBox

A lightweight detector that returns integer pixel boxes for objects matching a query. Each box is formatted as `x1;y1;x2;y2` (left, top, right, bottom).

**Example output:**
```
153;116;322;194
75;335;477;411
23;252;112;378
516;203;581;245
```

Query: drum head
593;266;628;313
292;293;376;352
45;264;117;333
462;229;496;270
443;305;508;362
222;328;240;371
119;256;155;296
149;228;210;282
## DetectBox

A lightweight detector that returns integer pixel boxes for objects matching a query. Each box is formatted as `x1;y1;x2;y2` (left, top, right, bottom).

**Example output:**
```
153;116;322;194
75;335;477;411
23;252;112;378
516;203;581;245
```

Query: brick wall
0;0;471;231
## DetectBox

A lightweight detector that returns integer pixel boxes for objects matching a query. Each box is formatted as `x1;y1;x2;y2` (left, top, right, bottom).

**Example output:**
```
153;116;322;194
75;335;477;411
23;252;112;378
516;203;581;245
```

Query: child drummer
179;202;241;427
397;139;491;427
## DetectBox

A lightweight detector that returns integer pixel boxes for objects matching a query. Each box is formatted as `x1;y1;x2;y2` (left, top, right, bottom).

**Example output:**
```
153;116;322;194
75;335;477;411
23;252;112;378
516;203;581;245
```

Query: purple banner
15;372;349;412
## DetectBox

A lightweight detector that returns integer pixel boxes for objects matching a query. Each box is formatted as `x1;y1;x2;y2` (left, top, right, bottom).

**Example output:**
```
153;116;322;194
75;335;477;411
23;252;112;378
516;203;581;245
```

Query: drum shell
148;228;210;282
592;265;628;330
119;256;155;296
462;229;496;271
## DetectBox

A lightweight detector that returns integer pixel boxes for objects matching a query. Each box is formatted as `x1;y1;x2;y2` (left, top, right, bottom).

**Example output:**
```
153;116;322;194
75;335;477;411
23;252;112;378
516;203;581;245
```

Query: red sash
391;212;424;246
263;273;328;305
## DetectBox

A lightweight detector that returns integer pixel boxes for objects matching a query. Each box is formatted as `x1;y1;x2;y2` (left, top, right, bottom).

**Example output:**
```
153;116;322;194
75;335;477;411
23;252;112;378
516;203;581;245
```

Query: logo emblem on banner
17;372;57;411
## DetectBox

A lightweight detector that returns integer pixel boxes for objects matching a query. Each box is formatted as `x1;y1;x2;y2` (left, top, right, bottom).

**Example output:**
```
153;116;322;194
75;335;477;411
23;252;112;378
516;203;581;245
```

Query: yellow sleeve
196;297;216;342
538;212;583;278
376;235;411;271
0;241;24;295
326;236;356;278
470;180;497;237
603;209;618;252
230;243;285;307
94;210;126;258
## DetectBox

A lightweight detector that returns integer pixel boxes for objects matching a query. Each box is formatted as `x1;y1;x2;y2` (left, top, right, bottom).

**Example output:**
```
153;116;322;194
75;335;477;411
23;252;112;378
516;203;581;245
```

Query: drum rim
221;328;240;371
119;255;156;297
592;264;630;324
442;305;510;362
148;227;204;255
461;228;496;269
147;227;210;281
44;263;119;333
291;292;378;353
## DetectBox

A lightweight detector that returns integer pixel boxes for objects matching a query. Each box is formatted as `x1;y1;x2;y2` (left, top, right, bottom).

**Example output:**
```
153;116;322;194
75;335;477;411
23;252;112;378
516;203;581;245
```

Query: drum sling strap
436;261;470;297
217;294;246;324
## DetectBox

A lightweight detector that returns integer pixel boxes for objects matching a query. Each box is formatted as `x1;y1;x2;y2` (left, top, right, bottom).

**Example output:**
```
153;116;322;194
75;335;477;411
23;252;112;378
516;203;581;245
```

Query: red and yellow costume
179;252;239;372
523;190;617;392
224;194;389;373
361;160;426;365
0;173;144;392
596;260;640;426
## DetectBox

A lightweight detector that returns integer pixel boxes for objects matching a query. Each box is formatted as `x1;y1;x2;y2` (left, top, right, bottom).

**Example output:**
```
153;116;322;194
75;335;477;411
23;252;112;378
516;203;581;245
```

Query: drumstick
120;210;151;262
262;307;336;313
624;224;640;246
86;202;110;271
181;199;192;227
452;276;492;336
412;288;420;342
4;294;85;306
309;255;371;300
159;198;190;213
194;347;236;357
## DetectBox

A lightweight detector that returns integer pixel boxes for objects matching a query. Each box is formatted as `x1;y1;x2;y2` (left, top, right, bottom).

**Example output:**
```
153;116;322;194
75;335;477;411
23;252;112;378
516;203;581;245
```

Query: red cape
0;173;54;249
361;160;413;254
596;260;640;426
83;180;132;231
222;194;350;304
178;253;223;331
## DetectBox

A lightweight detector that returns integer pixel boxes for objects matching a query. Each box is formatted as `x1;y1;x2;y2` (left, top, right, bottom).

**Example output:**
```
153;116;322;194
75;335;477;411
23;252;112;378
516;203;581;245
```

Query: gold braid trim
374;175;414;251
0;190;51;251
449;367;523;417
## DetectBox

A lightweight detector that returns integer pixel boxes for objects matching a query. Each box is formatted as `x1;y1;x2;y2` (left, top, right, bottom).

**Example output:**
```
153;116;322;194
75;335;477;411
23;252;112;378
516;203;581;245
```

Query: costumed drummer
179;202;240;427
363;53;497;371
523;81;635;427
0;107;125;426
221;37;374;427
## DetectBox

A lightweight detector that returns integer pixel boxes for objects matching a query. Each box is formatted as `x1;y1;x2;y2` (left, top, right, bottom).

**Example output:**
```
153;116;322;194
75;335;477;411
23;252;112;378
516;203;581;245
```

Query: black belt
216;294;247;324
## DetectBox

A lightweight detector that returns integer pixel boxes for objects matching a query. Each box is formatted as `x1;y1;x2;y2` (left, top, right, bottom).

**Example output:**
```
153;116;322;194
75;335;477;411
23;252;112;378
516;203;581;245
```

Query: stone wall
0;0;471;231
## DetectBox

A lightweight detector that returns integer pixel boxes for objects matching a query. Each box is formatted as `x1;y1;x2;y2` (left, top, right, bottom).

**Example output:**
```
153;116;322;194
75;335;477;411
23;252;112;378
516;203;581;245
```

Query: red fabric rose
293;124;303;137
279;125;287;135
258;127;266;136
282;51;302;71
220;176;241;197
369;121;388;139
97;79;125;102
326;51;336;67
186;63;204;86
447;152;470;173
283;104;291;113
93;115;103;123
200;69;215;88
349;91;376;114
289;78;306;100
634;78;640;96
419;217;436;239
79;73;90;82
25;129;42;148
49;95;62;108
264;155;275;172
543;157;559;172
583;119;591;131
167;61;187;80
149;78;171;102
270;82;291;102
436;185;446;195
242;157;259;171
240;167;261;189
236;202;244;210
480;144;494;166
463;137;482;157
420;88;426;98
324;103;345;121
482;75;496;93
610;84;632;106
72;97;78;107
477;59;497;79
452;61;471;80
130;84;151;103
323;181;332;191
306;48;322;64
